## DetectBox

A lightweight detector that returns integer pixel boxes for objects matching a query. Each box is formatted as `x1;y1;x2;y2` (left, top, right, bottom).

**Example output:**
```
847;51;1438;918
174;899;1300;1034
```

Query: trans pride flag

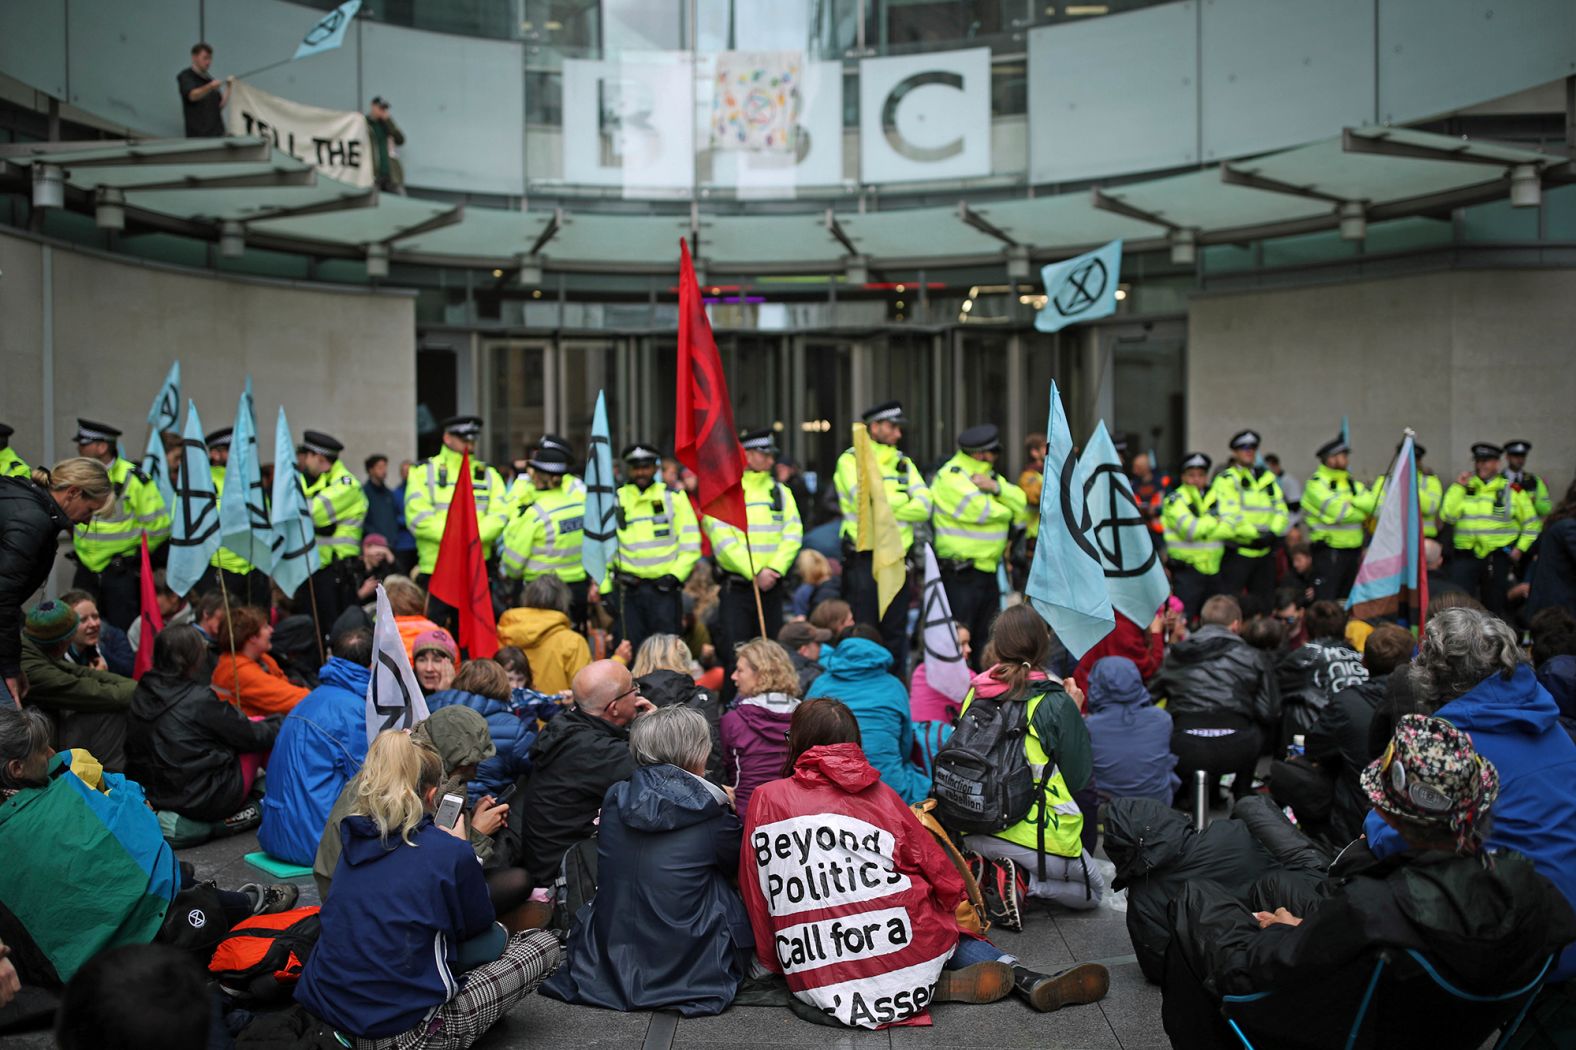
1348;432;1428;630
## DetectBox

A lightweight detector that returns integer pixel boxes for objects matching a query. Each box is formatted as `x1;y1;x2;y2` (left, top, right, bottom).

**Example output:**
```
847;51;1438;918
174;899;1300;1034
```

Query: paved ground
3;821;1180;1049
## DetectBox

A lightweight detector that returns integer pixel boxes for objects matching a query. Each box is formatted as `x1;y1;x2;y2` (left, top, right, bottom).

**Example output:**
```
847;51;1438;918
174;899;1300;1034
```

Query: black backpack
549;833;600;941
932;685;1051;835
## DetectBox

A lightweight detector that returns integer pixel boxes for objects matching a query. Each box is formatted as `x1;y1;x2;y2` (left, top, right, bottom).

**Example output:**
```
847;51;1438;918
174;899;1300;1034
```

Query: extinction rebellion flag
1035;239;1122;334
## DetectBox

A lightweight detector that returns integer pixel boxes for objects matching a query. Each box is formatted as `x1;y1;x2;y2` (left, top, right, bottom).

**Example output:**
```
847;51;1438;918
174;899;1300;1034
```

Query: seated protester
908;622;972;776
427;658;538;803
267;614;322;689
188;591;226;656
741;698;1109;1026
808;597;854;637
125;625;281;826
258;627;374;867
1362;607;1576;982
1276;600;1368;749
126;570;193;653
211;606;310;717
411;627;458;695
1237;613;1285;655
296;729;561;1048
0;706;294;991
789;548;840;619
1528;606;1576;740
777;620;829;696
382;574;442;662
521;660;655;892
1304;623;1415;844
1161;716;1576;1050
18;600;134;770
496;644;567;725
805;626;931;804
1148;595;1277;806
634;632;724;784
55;944;213;1050
1085;655;1178;805
543;707;752;1016
956;605;1106;909
1070;610;1166;698
496;575;592;695
719;638;802;819
1271;586;1308;651
61;590;134;677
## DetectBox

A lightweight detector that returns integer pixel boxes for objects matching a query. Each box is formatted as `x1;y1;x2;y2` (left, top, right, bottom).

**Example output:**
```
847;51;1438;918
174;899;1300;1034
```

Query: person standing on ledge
177;42;229;139
366;96;406;194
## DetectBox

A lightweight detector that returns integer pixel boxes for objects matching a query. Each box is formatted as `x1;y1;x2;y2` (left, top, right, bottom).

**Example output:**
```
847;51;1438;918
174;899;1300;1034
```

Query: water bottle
1287;734;1306;759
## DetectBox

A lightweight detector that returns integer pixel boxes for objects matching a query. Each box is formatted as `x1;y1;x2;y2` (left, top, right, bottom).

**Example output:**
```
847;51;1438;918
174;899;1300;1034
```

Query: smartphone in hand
435;792;466;829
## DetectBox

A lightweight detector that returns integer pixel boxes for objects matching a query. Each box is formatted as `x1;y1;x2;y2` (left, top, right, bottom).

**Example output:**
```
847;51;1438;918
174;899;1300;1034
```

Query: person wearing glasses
520;660;656;895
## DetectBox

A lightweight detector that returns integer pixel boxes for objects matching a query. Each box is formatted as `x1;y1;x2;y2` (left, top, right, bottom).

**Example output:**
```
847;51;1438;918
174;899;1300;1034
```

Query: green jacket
0;751;178;984
20;635;136;713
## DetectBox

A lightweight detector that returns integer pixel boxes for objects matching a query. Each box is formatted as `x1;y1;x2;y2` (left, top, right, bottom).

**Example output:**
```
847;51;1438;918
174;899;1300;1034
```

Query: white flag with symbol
365;584;430;746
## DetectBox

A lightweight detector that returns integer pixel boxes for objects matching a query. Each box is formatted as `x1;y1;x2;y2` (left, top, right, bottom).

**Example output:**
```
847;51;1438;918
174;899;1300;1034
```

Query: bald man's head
572;659;638;726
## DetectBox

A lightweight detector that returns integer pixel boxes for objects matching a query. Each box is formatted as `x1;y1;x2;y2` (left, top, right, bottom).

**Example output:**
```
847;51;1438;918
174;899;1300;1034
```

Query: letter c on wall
881;71;965;163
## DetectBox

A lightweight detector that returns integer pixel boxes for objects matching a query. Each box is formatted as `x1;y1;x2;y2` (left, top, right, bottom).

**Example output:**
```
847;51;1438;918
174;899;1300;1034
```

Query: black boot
934;961;1014;1004
1010;962;1110;1012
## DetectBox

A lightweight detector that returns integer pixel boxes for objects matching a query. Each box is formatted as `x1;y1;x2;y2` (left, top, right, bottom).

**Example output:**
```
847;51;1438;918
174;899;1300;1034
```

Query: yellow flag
853;423;905;618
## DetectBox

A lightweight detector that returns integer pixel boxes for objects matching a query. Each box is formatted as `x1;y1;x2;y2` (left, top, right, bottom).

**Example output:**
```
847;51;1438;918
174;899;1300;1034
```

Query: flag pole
303;577;327;666
742;540;769;641
217;570;243;710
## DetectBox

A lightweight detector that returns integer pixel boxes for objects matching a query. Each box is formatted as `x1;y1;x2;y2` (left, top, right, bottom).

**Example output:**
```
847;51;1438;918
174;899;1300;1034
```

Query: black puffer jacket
0;476;70;680
636;668;724;784
1275;639;1368;749
1105;796;1330;983
522;706;637;887
1305;672;1389;844
125;669;282;822
1147;625;1278;726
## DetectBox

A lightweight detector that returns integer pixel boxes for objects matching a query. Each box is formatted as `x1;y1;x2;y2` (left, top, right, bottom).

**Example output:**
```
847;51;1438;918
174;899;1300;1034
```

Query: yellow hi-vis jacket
701;470;802;579
930;451;1027;573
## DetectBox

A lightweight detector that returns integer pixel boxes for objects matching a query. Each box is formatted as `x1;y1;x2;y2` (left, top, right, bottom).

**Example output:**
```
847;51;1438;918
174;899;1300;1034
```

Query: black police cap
958;424;1001;453
1181;452;1211;472
740;428;779;453
527;447;571;474
1229;429;1260;450
622;443;661;464
205;427;233;449
301;430;344;455
0;422;13;439
1471;443;1503;460
1316;436;1351;460
442;415;484;438
74;419;122;443
861;401;907;426
1504;440;1531;456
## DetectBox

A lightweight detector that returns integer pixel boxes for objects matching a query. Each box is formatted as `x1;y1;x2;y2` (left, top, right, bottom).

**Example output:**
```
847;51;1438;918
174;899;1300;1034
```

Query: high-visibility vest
303;459;368;567
1373;470;1445;539
74;456;170;571
957;684;1083;859
1442;477;1537;558
612;481;700;582
404;448;509;575
930;451;1028;572
1504;470;1552;519
702;470;803;578
500;481;586;582
0;447;30;479
1302;465;1379;549
833;441;931;553
1161;485;1250;576
507;473;585;515
1018;467;1044;540
1206;465;1288;559
209;464;256;574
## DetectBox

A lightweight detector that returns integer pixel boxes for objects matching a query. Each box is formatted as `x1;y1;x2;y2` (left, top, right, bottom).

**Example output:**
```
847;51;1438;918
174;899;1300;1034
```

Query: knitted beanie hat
24;600;80;647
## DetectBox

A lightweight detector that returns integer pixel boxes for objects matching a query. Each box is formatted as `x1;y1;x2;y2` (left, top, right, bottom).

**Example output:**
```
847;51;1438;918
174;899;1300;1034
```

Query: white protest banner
226;80;373;188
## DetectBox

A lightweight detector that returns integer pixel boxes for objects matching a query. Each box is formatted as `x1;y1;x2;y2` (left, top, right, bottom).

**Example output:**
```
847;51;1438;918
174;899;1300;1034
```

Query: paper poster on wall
707;60;843;198
562;53;695;197
225;80;373;188
859;48;991;184
710;51;802;152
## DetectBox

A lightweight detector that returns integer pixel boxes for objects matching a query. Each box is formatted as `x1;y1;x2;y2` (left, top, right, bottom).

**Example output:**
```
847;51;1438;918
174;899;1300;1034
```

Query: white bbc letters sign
858;48;991;184
712;60;844;197
562;54;695;195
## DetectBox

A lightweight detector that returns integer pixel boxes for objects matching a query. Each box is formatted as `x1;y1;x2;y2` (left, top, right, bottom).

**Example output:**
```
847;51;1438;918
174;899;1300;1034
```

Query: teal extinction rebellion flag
582;390;617;585
166;402;221;597
1024;381;1115;657
269;408;317;597
294;0;361;60
1035;239;1122;334
1078;421;1169;628
219;378;273;571
141;361;181;511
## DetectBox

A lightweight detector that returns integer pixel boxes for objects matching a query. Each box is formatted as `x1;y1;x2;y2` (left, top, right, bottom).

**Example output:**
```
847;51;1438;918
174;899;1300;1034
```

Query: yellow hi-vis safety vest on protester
956;683;1084;859
930;451;1028;573
701;470;803;579
74;457;170;571
1162;485;1254;576
612;481;701;582
1206;465;1288;559
500;480;587;583
404;447;510;576
303;459;368;567
1302;465;1379;550
1442;476;1538;558
833;441;932;553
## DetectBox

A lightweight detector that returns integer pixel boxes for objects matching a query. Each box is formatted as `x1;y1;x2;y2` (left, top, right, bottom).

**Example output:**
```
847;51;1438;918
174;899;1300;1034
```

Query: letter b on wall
859;48;991;184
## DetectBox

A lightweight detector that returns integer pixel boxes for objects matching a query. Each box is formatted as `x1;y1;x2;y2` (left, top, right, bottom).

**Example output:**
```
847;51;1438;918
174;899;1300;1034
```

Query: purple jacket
719;693;798;820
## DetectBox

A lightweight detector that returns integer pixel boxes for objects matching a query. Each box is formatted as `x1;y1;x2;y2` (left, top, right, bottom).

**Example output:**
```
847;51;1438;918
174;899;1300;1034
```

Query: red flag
428;452;499;659
675;239;749;532
132;533;164;680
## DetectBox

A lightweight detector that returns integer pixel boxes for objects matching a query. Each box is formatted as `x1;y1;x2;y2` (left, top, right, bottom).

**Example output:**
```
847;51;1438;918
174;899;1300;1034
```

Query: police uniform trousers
72;558;142;632
842;546;912;671
197;566;273;609
1310;544;1363;603
715;572;784;704
297;559;359;647
1219;550;1276;611
613;577;682;657
939;564;1000;670
1170;563;1217;621
1449;548;1514;617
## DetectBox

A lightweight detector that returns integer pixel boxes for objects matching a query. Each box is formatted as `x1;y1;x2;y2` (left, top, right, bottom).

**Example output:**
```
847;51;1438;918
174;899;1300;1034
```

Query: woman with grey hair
542;705;754;1015
1361;605;1576;982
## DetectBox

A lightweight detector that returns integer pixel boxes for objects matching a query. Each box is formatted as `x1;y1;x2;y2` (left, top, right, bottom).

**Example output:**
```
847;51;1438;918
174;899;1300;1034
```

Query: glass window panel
486;341;548;468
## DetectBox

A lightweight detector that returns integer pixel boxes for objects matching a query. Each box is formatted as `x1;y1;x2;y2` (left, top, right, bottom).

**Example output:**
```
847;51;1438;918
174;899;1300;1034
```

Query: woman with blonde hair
634;632;723;784
719;638;802;817
789;548;839;618
298;729;561;1047
1;458;112;703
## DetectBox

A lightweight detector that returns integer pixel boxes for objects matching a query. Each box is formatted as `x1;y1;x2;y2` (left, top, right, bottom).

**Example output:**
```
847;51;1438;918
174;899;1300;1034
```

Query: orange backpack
208;906;322;1003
